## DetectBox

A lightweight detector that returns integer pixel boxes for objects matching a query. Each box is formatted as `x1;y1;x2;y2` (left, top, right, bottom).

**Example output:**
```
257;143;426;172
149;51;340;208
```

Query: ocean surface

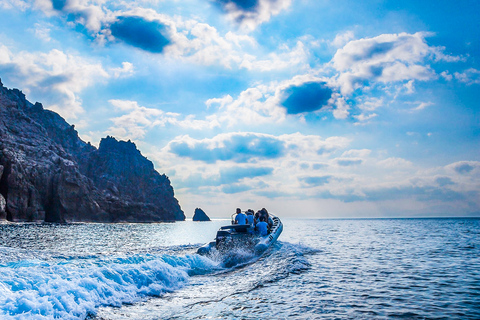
0;218;479;319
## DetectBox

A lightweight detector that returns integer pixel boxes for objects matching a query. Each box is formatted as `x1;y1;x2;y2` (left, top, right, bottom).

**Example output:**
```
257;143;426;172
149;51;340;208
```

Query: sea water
0;218;479;319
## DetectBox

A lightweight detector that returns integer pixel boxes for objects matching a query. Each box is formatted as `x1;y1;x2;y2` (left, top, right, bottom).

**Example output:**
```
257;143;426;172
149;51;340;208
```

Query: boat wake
0;247;220;320
94;241;317;320
0;241;316;320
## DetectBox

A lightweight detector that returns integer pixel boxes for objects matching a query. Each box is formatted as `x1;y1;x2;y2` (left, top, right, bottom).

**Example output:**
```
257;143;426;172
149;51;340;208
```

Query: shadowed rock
193;208;211;221
0;79;185;222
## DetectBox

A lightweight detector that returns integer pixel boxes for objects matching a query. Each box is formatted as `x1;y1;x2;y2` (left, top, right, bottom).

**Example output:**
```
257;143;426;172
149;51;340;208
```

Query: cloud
213;0;292;31
331;32;454;95
7;1;305;70
361;184;466;202
168;132;286;163
174;164;273;191
337;159;363;166
0;45;109;119
216;0;260;11
38;0;107;33
377;157;413;169
222;184;253;194
454;68;480;85
219;166;273;184
299;175;332;187
435;176;455;186
110;16;171;53
412;101;434;111
0;0;30;10
330;30;355;48
449;161;479;174
31;22;53;42
107;99;219;140
203;75;347;126
110;61;134;78
239;41;309;71
281;81;333;114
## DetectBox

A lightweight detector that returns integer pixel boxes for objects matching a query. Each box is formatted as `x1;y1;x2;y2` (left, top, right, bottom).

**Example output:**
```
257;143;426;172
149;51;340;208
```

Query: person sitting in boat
256;217;269;236
246;209;254;227
234;208;247;225
254;210;261;225
260;208;269;221
267;215;274;229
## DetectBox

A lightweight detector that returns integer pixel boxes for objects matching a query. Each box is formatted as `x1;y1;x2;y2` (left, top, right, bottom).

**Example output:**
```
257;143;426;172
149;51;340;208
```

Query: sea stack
193;208;211;221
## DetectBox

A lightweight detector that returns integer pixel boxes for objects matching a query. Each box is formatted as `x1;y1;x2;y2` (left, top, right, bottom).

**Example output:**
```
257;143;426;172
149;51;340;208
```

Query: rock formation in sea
0;79;185;222
192;208;211;221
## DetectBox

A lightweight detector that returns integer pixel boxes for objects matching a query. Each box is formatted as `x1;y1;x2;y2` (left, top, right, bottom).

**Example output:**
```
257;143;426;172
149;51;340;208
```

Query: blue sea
0;218;479;319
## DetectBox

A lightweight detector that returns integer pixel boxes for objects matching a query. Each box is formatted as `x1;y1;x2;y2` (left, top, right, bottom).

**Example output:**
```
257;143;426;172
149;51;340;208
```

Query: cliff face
0;79;185;222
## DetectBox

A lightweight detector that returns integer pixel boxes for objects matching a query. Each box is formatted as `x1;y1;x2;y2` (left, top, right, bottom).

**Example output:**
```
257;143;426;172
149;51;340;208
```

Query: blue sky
0;0;478;218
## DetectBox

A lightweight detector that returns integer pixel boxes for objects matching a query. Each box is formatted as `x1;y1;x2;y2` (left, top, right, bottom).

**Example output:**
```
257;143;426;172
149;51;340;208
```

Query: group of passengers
234;208;273;236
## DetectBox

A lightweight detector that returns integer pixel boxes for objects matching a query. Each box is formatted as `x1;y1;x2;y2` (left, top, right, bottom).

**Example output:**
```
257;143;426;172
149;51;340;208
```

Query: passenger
234;208;247;225
246;209;254;227
254;210;261;225
261;208;269;219
268;215;274;229
256;217;269;236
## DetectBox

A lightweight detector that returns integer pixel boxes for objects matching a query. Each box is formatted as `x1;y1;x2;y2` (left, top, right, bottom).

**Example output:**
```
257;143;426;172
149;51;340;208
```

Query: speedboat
197;213;283;256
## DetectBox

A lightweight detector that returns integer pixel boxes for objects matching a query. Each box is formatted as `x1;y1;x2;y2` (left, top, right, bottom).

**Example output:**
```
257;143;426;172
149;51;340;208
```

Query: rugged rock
0;164;5;220
0;79;184;222
193;208;211;221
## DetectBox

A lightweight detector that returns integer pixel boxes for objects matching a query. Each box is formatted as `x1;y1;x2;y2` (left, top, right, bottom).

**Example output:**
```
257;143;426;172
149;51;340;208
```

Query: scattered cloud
107;99;219;140
435;176;455;186
219;165;274;184
337;159;363;166
167;132;286;163
213;0;292;31
0;45;109;119
412;101;434;111
330;30;355;48
454;68;480;85
448;161;480;175
299;175;332;187
331;32;454;95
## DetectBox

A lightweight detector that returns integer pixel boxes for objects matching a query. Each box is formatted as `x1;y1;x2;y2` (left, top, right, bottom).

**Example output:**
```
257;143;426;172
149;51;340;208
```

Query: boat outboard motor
216;230;231;246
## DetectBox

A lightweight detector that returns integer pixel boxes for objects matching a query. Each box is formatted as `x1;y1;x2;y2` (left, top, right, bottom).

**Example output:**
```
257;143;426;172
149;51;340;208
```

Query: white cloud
454;68;480;85
354;113;377;122
239;41;309;71
412;101;434;111
111;61;134;78
0;45;109;119
331;32;440;95
106;99;220;140
378;157;413;169
330;30;355;48
31;22;53;42
342;149;371;158
34;0;109;33
0;0;29;10
6;2;307;71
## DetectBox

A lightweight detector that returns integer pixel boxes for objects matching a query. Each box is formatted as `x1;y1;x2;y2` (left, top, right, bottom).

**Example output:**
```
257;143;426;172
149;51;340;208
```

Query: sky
0;0;479;219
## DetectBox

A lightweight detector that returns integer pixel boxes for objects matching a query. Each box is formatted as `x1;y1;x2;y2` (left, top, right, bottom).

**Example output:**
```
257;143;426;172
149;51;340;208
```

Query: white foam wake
0;253;219;319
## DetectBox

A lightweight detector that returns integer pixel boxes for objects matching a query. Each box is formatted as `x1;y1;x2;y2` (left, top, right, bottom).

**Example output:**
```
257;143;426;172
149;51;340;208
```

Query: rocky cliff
0;79;185;222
